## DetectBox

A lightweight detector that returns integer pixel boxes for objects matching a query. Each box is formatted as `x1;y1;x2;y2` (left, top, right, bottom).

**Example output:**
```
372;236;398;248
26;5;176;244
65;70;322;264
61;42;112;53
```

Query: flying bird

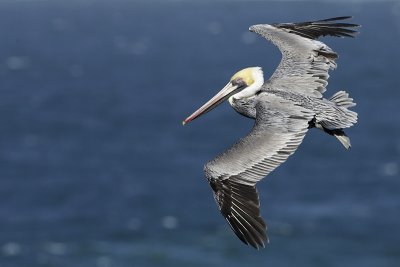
183;16;359;249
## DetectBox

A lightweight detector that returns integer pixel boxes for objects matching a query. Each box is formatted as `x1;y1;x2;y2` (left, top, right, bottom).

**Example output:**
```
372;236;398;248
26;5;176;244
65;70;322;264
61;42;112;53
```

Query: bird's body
183;16;359;249
231;88;357;137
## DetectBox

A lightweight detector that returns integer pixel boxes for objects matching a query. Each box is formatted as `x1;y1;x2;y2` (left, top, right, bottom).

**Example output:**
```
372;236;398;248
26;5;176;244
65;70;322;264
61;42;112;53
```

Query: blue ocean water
0;1;399;266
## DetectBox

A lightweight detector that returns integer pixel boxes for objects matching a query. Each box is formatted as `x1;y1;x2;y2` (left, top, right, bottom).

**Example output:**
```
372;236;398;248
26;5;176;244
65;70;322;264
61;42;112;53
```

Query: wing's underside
249;16;359;98
204;93;315;248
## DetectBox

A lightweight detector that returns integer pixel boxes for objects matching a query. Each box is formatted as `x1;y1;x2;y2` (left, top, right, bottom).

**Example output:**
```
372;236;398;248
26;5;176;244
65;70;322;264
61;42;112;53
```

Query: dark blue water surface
0;0;400;266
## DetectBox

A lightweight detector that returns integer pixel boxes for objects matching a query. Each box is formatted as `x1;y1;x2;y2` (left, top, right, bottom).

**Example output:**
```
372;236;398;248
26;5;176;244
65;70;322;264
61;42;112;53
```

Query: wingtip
336;16;352;20
319;16;352;22
319;16;361;29
246;238;266;250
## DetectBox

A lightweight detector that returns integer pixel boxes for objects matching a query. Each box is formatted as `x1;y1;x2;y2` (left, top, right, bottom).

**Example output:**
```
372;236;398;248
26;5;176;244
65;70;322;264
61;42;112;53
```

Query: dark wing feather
209;178;267;249
272;16;359;39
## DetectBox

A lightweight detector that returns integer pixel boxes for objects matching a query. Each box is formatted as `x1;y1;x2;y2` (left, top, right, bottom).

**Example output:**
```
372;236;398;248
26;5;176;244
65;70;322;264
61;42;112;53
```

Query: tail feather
313;90;357;149
329;90;356;108
321;90;358;129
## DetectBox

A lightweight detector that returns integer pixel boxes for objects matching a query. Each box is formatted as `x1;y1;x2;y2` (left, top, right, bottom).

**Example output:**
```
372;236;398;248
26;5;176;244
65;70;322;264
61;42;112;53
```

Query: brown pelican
183;17;359;249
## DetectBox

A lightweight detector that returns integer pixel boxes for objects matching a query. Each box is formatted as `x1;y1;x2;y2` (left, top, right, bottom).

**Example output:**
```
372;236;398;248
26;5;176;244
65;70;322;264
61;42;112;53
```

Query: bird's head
183;67;264;125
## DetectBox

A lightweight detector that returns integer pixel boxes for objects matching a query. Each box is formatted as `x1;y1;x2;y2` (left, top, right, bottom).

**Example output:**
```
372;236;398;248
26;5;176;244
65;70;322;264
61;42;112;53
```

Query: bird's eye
231;78;246;88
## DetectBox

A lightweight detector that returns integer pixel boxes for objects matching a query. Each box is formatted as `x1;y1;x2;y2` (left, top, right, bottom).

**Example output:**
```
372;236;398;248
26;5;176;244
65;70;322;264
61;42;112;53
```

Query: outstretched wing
249;16;359;98
204;93;314;249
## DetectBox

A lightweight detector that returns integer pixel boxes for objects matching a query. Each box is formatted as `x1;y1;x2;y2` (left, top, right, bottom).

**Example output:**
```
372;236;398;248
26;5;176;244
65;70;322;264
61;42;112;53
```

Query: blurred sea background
1;0;400;266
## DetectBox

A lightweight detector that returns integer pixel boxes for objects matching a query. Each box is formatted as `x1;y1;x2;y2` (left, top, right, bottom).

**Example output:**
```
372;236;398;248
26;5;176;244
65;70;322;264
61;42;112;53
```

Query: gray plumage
202;17;359;249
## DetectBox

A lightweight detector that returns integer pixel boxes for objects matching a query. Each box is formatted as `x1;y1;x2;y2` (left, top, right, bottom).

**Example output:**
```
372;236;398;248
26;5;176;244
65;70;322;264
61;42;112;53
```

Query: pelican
183;17;359;249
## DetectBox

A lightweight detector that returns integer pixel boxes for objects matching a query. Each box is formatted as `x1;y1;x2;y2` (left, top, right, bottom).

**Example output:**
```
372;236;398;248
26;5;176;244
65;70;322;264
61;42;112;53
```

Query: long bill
182;82;238;125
